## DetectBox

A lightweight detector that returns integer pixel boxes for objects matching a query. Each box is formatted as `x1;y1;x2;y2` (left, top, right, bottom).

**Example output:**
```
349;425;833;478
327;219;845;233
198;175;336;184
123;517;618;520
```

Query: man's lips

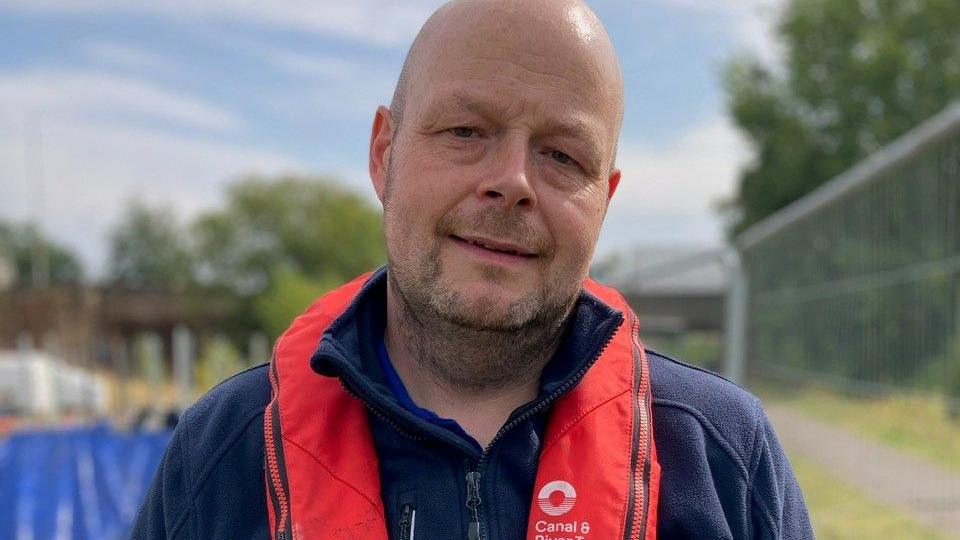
449;234;538;258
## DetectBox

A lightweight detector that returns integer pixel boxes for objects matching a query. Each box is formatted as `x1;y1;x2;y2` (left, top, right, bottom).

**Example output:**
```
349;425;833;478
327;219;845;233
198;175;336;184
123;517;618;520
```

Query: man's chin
430;290;537;332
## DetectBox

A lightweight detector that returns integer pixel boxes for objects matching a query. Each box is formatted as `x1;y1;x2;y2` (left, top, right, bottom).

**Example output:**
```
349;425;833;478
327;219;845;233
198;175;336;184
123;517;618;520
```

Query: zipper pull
465;470;482;540
399;503;416;540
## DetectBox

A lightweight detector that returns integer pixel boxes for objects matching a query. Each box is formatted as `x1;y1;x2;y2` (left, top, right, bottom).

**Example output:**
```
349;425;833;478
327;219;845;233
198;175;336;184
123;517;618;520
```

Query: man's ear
369;105;395;204
607;168;621;201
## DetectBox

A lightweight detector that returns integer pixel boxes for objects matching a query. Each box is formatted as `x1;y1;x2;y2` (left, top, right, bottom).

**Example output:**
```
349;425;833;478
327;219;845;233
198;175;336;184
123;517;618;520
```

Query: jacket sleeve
130;423;192;540
749;409;815;539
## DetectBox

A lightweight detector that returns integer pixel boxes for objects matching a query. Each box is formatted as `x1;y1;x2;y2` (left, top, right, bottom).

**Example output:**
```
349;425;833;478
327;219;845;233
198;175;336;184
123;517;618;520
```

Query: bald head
368;0;628;368
390;0;624;154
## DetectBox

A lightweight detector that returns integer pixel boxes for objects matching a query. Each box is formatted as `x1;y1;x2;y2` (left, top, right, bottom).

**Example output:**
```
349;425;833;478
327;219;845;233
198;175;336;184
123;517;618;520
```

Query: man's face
372;11;621;331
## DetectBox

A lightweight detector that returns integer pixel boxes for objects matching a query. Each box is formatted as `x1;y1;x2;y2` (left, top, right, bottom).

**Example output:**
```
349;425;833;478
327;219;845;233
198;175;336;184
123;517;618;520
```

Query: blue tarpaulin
0;425;170;540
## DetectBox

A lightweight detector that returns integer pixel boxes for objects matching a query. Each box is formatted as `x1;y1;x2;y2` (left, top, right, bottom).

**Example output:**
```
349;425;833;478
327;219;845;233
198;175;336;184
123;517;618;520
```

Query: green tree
192;175;385;297
725;0;960;234
254;265;343;339
190;175;385;342
0;220;84;287
107;202;193;291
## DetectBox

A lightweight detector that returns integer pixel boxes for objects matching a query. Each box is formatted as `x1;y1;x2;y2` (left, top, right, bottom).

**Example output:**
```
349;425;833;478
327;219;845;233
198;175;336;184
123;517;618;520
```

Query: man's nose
475;135;537;210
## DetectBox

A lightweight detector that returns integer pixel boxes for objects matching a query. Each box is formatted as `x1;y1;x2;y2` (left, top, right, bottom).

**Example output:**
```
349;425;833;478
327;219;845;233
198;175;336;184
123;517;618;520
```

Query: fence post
110;335;129;415
173;326;193;411
248;332;269;367
16;331;33;351
724;250;748;384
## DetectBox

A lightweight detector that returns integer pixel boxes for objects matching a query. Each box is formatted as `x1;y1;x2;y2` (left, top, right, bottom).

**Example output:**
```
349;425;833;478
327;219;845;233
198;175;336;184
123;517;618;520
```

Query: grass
644;332;724;373
750;378;960;472
789;452;948;539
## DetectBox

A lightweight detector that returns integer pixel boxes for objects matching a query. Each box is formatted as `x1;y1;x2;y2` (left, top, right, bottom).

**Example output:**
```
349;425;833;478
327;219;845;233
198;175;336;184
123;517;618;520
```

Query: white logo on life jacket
537;480;577;516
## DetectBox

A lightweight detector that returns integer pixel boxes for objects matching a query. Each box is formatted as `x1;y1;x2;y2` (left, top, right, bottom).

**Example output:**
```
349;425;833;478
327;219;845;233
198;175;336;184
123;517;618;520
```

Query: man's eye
549;150;575;166
449;127;476;138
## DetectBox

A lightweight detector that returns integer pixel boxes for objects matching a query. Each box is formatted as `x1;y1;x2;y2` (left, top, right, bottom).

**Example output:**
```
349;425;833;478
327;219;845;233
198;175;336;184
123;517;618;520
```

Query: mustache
437;207;552;256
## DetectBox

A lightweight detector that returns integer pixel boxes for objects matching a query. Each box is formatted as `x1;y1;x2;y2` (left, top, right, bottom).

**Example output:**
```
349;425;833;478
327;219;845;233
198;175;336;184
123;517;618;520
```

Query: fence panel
0;426;169;540
739;105;960;405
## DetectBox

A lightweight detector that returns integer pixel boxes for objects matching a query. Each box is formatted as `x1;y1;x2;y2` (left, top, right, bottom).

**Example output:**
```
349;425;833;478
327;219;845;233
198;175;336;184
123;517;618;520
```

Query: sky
0;0;784;277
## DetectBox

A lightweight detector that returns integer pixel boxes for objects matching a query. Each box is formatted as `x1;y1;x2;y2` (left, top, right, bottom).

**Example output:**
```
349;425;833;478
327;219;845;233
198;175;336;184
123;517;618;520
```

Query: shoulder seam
180;407;195;539
747;401;783;538
745;400;766;539
167;407;266;538
652;398;751;481
747;400;765;485
750;484;781;537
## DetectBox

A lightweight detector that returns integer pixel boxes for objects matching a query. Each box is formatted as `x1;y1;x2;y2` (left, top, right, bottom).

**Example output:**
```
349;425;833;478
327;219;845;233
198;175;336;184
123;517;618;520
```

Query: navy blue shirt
375;335;483;453
131;270;813;539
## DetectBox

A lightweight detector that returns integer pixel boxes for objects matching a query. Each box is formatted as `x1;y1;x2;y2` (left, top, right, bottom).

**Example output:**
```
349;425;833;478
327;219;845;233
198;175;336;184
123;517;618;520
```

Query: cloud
613;114;749;213
81;40;178;72
595;115;749;256
0;69;244;133
654;0;785;65
596;208;726;259
0;118;303;277
228;39;399;119
252;48;360;81
3;0;446;48
0;68;302;277
232;39;380;82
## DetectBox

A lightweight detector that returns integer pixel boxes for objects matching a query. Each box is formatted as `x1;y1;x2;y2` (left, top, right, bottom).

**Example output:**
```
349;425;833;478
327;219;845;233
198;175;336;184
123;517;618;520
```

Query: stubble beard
383;171;580;393
387;261;575;393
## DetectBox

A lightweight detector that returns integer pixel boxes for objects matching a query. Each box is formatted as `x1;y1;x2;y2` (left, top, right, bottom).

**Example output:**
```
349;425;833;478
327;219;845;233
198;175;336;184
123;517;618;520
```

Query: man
133;0;812;538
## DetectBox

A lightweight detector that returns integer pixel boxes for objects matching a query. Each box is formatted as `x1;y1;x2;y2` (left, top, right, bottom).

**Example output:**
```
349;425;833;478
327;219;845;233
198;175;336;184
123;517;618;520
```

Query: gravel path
766;404;960;538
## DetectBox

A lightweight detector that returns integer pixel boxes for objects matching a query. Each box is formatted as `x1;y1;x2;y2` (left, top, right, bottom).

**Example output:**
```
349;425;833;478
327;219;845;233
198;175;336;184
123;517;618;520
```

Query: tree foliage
95;175;383;342
725;0;960;235
107;203;192;291
11;175;383;345
0;220;84;287
192;176;385;298
253;265;344;339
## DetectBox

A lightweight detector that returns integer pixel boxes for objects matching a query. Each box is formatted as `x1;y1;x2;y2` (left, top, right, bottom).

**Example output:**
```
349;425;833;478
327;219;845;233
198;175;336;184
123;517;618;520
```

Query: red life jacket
264;273;660;539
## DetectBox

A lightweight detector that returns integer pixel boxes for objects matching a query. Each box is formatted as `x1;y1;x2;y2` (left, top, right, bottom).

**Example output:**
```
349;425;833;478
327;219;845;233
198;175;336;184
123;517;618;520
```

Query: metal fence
726;102;960;406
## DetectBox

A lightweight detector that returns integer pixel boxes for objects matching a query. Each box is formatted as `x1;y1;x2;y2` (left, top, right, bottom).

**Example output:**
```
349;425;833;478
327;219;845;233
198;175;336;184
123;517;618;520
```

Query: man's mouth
449;234;538;258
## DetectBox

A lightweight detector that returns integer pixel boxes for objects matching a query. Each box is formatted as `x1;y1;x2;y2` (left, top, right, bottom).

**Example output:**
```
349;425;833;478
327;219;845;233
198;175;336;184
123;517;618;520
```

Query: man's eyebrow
539;115;603;145
422;92;505;120
417;93;492;130
424;91;607;158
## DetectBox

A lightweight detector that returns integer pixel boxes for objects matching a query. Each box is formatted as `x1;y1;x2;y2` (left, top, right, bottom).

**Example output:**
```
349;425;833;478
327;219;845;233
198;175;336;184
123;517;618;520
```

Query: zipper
321;341;444;447
264;411;287;540
476;311;620;464
622;310;652;540
328;304;622;540
463;314;621;540
265;356;293;540
635;323;653;540
465;470;482;540
399;503;416;540
338;378;429;443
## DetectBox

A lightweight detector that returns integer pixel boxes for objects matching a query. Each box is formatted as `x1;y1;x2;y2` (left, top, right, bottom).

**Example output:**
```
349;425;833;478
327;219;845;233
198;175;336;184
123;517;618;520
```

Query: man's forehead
424;10;611;74
391;0;624;152
411;34;618;123
410;1;620;89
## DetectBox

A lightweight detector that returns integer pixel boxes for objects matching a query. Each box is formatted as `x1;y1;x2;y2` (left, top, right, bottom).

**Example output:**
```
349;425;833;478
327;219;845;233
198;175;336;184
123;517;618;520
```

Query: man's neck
383;284;567;448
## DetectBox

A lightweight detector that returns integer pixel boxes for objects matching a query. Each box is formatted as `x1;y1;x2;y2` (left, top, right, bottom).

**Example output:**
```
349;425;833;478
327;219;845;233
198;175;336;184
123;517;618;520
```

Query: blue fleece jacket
131;271;812;539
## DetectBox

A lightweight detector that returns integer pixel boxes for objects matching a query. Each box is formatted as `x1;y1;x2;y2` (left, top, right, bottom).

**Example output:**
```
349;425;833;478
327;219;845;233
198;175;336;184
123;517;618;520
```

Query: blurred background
0;0;958;538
